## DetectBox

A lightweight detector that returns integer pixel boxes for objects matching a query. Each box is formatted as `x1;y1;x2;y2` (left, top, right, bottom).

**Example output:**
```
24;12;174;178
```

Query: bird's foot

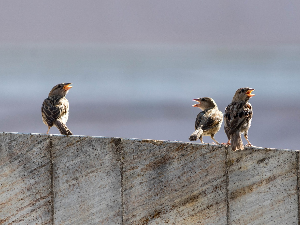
245;143;252;147
221;141;231;146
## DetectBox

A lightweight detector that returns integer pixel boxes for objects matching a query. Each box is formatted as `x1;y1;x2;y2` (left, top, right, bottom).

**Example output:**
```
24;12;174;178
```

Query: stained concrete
0;133;52;224
51;136;123;225
121;140;227;225
0;133;299;225
227;148;298;225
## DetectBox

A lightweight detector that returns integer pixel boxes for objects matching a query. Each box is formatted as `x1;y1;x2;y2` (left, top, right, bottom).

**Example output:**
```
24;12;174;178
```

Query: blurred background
0;0;299;150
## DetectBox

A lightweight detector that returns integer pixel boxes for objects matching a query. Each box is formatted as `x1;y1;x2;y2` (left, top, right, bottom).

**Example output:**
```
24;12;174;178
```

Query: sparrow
41;83;73;135
189;97;223;144
224;87;255;150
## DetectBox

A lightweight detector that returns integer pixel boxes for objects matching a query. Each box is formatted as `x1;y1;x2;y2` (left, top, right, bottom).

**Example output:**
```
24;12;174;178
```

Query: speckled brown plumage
224;87;255;150
189;97;223;144
41;83;73;135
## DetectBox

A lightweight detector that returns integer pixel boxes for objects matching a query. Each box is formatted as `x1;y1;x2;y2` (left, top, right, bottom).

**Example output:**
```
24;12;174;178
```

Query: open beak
63;83;72;91
246;88;255;97
192;98;201;107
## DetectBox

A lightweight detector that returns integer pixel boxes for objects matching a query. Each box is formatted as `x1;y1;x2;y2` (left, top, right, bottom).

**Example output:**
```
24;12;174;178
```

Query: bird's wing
194;111;205;130
224;104;233;138
196;110;222;131
225;102;252;135
42;98;68;126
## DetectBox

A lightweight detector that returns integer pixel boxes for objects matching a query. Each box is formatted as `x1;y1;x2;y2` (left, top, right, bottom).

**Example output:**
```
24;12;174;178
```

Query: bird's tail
231;131;244;151
54;120;73;135
189;128;203;141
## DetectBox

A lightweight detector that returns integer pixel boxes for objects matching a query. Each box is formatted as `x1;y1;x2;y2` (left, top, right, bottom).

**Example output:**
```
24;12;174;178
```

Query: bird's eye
201;98;206;101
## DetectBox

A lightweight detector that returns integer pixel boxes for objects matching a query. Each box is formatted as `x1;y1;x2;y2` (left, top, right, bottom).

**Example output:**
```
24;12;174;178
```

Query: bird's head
48;83;72;97
192;97;218;110
232;87;255;102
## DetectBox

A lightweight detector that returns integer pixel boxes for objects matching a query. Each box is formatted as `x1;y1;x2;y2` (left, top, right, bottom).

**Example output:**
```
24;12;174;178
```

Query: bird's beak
246;89;255;97
63;83;72;91
192;98;201;107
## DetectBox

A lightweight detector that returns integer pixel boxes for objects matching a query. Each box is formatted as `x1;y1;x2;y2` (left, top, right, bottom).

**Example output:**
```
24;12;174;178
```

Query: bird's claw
221;141;231;146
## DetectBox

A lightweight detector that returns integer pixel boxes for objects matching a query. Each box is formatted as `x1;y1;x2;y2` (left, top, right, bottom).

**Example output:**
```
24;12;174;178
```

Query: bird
224;87;255;151
189;97;223;144
41;83;73;135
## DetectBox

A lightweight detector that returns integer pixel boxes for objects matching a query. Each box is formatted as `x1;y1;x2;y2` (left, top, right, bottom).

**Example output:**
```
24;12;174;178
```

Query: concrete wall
0;132;298;225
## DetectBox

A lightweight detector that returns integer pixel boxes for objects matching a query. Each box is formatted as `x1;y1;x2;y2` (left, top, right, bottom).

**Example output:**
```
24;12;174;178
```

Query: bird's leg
200;136;204;144
244;133;252;147
47;127;50;134
210;134;220;145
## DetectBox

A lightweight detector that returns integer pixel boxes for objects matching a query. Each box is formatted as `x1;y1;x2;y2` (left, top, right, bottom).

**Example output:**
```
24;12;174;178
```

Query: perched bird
224;87;255;150
189;97;223;144
42;83;73;135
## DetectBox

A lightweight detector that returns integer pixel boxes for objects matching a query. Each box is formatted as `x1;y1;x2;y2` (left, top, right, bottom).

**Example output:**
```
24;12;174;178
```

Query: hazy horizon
0;44;299;150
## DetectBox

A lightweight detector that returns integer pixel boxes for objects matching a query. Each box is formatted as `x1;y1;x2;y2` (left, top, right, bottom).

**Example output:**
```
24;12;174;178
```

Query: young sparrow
189;97;223;144
224;87;255;150
42;83;73;135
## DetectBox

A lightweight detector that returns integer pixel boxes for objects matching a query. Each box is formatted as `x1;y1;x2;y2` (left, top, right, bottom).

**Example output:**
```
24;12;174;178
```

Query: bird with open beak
189;97;223;144
41;83;73;135
224;87;255;150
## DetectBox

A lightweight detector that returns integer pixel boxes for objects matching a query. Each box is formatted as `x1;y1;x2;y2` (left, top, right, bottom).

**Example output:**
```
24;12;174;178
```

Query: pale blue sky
0;0;300;44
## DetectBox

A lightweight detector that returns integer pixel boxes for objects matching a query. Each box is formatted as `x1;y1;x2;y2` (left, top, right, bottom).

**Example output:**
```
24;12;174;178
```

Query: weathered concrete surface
227;148;299;225
50;136;123;225
0;133;52;224
0;133;299;225
122;140;227;225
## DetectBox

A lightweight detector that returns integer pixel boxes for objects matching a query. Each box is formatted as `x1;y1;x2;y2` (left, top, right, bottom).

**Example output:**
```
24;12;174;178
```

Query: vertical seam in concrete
225;147;230;225
296;151;299;225
120;143;124;225
113;138;124;225
48;137;54;225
